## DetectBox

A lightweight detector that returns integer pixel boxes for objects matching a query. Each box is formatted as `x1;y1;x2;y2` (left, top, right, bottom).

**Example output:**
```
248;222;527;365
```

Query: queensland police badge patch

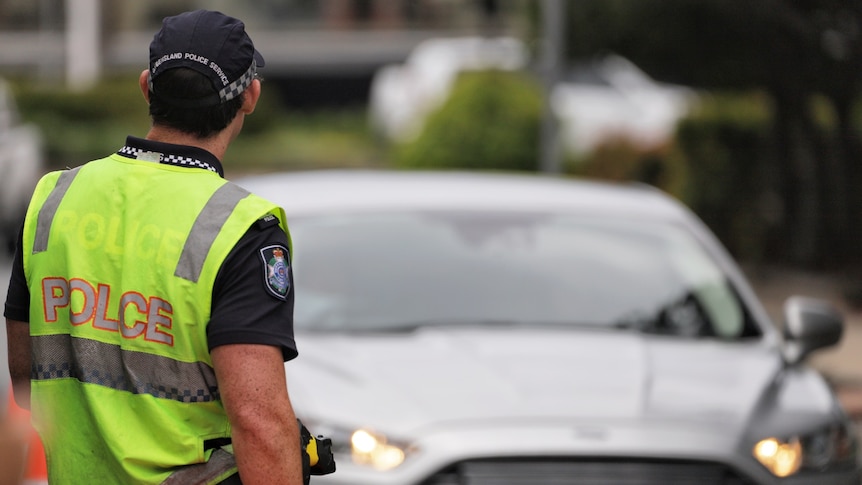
260;244;291;300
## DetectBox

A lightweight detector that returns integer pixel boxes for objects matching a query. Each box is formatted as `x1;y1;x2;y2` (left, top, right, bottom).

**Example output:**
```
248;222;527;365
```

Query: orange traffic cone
6;392;47;485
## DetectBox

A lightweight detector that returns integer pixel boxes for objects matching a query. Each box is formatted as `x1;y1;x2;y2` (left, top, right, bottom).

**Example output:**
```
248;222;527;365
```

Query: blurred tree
553;0;862;268
393;70;543;172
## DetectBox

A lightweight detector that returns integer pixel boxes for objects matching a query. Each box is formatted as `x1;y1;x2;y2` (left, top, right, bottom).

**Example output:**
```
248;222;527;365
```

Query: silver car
237;170;860;485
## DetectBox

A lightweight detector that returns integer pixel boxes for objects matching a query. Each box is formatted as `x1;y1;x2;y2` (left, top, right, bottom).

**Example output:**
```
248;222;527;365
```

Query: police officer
4;10;303;484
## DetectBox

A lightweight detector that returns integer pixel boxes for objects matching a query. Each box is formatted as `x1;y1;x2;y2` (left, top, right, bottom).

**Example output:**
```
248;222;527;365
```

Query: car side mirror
782;296;843;365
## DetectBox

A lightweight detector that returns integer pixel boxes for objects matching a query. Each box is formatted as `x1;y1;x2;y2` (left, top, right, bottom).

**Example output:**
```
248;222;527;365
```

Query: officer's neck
144;125;232;161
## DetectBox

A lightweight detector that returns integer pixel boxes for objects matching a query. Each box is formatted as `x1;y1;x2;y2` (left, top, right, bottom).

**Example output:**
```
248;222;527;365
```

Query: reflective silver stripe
161;449;237;485
33;167;81;254
32;334;220;403
175;183;250;283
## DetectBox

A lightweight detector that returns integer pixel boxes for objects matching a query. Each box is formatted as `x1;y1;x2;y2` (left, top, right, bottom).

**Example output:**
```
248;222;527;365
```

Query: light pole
539;0;565;174
65;0;101;91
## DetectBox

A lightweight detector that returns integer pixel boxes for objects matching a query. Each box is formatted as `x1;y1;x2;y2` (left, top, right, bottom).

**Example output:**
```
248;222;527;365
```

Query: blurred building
0;0;529;107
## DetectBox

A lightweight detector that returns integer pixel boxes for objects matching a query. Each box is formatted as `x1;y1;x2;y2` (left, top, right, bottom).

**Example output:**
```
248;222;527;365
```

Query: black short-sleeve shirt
3;137;297;361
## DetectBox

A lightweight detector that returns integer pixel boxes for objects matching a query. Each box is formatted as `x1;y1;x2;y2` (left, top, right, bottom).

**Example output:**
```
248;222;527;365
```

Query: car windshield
290;211;754;339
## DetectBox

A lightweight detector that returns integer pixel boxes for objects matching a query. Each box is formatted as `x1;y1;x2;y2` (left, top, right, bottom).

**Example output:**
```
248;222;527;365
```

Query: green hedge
387;71;781;261
392;70;543;171
561;91;774;262
564;137;689;201
672;92;774;261
9;75;381;172
11;75;150;168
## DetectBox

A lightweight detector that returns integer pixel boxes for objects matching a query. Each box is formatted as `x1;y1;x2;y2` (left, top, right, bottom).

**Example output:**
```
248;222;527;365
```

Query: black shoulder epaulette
256;213;280;229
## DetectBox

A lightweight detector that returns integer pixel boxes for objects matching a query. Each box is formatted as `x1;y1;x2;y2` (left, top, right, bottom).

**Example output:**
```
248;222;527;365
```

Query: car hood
286;327;782;436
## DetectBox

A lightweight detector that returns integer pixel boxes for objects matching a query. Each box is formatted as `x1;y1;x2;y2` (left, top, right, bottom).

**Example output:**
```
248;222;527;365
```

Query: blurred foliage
227;108;386;174
392;70;543;171
672;92;774;263
9;75;383;173
6;1;860;271
558;90;778;263
529;0;856;93
13;76;144;122
525;0;862;269
564;138;688;202
11;75;149;168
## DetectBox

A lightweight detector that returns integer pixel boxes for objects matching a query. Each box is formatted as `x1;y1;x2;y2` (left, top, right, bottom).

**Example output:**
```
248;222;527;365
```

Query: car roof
236;169;693;221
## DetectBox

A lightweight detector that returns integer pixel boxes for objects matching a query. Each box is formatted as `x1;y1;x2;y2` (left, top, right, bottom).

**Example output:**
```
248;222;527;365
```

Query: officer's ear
240;79;261;115
139;70;151;104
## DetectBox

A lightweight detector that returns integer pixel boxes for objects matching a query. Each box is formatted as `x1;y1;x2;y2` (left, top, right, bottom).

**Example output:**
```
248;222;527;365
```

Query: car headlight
350;429;407;470
753;423;857;477
299;419;412;471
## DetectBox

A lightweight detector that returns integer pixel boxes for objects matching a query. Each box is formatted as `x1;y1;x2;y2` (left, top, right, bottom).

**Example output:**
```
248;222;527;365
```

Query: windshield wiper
612;292;711;338
612;313;657;331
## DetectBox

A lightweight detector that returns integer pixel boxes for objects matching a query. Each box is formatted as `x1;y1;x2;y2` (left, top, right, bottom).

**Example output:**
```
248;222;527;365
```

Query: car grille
420;458;756;485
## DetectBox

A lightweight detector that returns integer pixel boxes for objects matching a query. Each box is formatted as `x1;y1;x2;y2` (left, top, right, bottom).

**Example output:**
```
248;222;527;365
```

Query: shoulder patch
259;244;291;300
256;213;280;229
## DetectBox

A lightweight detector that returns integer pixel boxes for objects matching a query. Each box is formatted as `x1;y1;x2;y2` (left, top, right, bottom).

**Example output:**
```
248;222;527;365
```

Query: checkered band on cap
146;60;256;107
219;61;257;102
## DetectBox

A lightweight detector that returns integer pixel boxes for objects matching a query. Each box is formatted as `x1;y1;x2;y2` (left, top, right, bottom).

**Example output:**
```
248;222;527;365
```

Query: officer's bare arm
211;343;303;485
5;319;30;409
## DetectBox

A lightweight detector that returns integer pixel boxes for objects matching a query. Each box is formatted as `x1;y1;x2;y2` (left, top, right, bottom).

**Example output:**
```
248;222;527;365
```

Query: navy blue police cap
148;10;265;107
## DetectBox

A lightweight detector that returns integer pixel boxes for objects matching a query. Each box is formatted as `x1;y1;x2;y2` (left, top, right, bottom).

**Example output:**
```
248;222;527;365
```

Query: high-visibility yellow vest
22;154;289;484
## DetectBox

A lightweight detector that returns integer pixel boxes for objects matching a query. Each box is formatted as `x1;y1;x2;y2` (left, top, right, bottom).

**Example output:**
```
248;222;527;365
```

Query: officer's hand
298;419;336;484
